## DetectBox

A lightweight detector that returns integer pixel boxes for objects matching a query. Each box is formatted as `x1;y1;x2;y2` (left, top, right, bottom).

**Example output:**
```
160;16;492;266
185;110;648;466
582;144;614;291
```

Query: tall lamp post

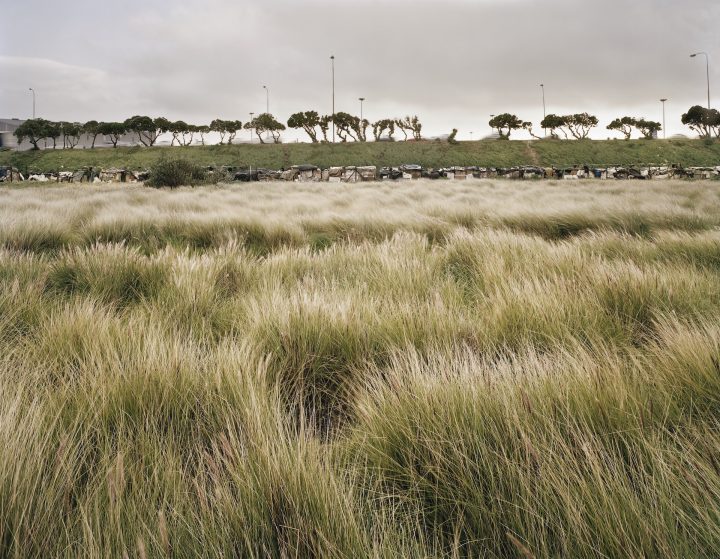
29;88;36;118
262;85;269;141
540;83;546;137
659;99;667;139
330;55;335;143
690;52;711;109
249;112;254;143
359;97;365;121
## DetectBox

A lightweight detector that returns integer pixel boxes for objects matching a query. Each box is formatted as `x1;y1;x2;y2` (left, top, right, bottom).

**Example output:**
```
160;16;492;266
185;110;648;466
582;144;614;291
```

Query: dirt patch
524;141;540;166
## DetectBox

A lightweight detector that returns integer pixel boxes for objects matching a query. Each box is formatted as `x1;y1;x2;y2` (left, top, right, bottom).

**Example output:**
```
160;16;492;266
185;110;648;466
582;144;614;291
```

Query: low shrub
145;159;211;188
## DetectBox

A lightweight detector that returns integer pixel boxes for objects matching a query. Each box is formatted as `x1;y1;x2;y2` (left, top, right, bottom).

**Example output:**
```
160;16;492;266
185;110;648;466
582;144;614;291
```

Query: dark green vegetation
1;181;720;558
2;138;720;173
145;159;216;188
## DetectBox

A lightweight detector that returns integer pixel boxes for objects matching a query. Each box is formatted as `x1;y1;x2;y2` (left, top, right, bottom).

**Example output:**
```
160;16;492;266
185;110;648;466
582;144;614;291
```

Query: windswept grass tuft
44;243;167;306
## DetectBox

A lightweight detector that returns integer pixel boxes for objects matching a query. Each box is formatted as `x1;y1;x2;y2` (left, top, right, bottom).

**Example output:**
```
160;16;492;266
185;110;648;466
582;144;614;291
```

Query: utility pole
690;52;711;109
660;99;667;139
359;97;365;121
29;88;36;118
249;112;254;143
540;84;546;137
263;85;269;141
330;55;335;143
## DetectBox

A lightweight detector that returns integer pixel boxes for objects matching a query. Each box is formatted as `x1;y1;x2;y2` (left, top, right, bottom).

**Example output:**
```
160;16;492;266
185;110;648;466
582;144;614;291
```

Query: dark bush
146;159;211;188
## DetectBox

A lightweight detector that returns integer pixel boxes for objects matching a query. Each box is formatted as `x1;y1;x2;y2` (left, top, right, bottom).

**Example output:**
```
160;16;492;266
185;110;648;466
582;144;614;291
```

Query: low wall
2;163;719;184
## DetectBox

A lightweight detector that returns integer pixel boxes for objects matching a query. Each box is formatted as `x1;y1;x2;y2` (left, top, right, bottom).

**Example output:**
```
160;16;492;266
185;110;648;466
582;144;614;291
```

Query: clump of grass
44;243;166;306
345;327;720;557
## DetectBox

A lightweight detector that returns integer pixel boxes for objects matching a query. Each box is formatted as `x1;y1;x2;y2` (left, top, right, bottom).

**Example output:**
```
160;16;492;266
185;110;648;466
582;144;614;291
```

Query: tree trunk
304;126;318;142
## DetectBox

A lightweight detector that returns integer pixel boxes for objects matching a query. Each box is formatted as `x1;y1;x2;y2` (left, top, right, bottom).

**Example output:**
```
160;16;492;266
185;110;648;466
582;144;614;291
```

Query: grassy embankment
2;138;720;173
1;180;720;557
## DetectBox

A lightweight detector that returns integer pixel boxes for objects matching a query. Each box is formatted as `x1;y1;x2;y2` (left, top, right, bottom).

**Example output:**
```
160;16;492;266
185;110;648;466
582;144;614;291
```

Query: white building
0;118;24;149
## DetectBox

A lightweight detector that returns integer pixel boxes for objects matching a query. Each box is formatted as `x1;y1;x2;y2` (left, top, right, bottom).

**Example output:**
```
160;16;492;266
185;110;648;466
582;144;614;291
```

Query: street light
690;52;711;109
29;87;35;119
330;55;335;143
249;112;254;143
659;99;667;139
359;97;365;121
262;85;269;141
540;83;546;137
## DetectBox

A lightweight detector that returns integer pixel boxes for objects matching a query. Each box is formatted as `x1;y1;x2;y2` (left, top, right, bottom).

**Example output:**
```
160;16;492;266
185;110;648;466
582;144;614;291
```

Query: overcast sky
1;0;717;140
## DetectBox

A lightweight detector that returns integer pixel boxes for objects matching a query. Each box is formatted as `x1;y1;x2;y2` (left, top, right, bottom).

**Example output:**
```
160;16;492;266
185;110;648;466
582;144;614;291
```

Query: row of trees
489;112;605;140
285;112;423;143
13;111;425;149
14;106;720;150
14;116;249;150
489;106;720;140
607;117;661;140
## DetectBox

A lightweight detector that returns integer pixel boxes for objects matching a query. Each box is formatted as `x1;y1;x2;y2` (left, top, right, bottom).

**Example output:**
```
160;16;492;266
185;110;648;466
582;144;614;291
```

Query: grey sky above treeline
1;0;717;140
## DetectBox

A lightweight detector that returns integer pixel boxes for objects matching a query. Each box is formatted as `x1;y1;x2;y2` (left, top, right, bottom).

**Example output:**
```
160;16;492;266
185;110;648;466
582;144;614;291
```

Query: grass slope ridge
1;181;720;557
2;138;719;173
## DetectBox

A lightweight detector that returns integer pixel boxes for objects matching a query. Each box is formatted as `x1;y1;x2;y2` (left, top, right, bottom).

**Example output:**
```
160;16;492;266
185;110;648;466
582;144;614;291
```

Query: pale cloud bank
0;0;716;139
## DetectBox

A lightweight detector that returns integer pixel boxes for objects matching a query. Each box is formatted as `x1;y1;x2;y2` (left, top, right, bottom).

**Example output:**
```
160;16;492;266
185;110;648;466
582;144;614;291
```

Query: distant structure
0;118;24;149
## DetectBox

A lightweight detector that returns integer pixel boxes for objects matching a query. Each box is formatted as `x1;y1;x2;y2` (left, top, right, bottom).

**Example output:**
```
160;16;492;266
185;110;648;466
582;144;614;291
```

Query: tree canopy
123;116;163;146
372;119;396;141
13;119;52;150
681;105;720;139
488;113;531;139
607;117;637;140
287;111;321;143
540;114;568;139
60;122;83;149
332;112;368;142
396;116;422;141
97;122;126;148
565;113;598;139
244;114;284;144
635;119;662;139
83;120;101;148
210;119;242;144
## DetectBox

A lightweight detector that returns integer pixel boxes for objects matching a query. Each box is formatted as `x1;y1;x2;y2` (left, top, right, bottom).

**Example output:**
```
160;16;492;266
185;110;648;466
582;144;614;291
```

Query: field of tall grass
1;179;720;558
